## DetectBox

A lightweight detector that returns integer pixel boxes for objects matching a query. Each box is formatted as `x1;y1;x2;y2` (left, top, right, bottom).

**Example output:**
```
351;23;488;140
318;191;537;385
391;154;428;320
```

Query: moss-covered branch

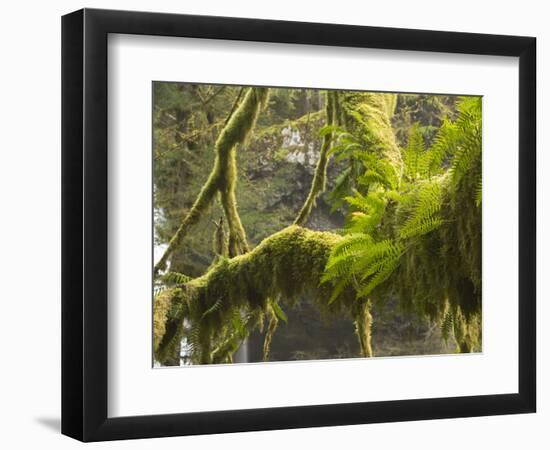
354;300;373;357
323;97;482;353
154;225;374;364
155;157;480;362
154;87;269;275
294;91;336;226
341;92;403;177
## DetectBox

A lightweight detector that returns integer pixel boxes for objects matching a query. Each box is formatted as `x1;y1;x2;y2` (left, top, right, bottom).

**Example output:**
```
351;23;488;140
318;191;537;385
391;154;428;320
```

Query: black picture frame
61;8;536;442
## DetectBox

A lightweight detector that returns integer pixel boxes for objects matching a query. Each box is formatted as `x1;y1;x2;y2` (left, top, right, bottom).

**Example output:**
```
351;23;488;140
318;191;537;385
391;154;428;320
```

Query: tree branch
154;87;269;275
294;91;336;226
154;225;367;364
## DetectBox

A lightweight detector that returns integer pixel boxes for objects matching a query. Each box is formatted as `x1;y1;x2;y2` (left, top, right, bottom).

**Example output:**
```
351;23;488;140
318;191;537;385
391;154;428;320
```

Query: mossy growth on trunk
339;91;403;177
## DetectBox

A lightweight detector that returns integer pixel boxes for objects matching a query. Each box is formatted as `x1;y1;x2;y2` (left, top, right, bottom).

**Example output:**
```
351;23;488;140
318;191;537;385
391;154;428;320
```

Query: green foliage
344;191;387;235
153;83;482;365
323;234;403;301
339;91;403;173
391;94;457;146
323;95;483;352
403;123;428;180
325;92;401;215
327;166;353;212
271;301;288;323
355;153;399;191
449;97;482;187
398;181;444;239
154;87;269;274
154;226;360;365
425;118;461;174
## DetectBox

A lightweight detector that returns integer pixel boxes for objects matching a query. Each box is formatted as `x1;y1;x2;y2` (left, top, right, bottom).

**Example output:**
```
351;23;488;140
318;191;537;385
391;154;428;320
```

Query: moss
262;304;279;361
370;172;481;351
153;288;175;351
354;300;373;357
154;88;269;274
154;288;187;365
340;92;403;175
220;187;249;256
324;96;482;353
154;90;482;363
212;216;229;257
294;91;336;226
154;225;366;364
274;147;290;161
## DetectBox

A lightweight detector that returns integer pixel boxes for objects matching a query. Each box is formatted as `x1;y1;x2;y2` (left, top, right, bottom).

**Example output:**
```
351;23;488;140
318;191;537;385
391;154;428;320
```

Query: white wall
0;0;546;448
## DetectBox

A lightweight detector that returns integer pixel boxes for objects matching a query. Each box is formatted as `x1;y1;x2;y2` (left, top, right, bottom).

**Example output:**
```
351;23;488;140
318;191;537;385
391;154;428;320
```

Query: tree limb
154;225;366;364
154;87;269;275
294;91;336;226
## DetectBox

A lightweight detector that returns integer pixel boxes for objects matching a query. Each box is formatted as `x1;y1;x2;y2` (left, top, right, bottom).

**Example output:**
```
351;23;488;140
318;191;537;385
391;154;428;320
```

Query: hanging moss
154;87;269;274
153;288;175;352
323;96;482;353
153;287;187;364
388;100;481;351
329;169;482;352
382;174;482;351
153;225;373;364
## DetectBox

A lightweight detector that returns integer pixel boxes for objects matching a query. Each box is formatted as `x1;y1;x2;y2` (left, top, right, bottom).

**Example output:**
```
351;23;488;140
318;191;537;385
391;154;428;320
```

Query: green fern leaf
271;302;288;323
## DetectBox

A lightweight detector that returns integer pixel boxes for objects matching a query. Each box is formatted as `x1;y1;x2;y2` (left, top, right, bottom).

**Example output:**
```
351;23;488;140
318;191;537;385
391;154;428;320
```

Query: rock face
243;113;345;228
281;125;320;166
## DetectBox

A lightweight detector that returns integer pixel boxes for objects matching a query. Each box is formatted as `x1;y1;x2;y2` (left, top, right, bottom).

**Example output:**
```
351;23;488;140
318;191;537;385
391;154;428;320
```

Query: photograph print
152;83;482;366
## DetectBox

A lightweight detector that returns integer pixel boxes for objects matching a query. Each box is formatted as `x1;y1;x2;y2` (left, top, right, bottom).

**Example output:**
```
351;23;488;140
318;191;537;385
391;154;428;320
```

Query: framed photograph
61;8;536;441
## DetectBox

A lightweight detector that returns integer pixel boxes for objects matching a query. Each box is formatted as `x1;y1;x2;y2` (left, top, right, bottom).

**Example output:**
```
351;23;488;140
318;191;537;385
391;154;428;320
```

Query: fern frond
475;178;482;207
358;255;401;297
448;97;482;188
154;271;193;295
398;181;443;240
328;167;352;212
425;118;460;175
403;123;427;181
355;152;398;190
441;310;454;343
350;239;402;276
201;297;223;319
318;124;346;137
161;271;192;285
271;301;288;323
322;234;374;282
344;192;386;234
